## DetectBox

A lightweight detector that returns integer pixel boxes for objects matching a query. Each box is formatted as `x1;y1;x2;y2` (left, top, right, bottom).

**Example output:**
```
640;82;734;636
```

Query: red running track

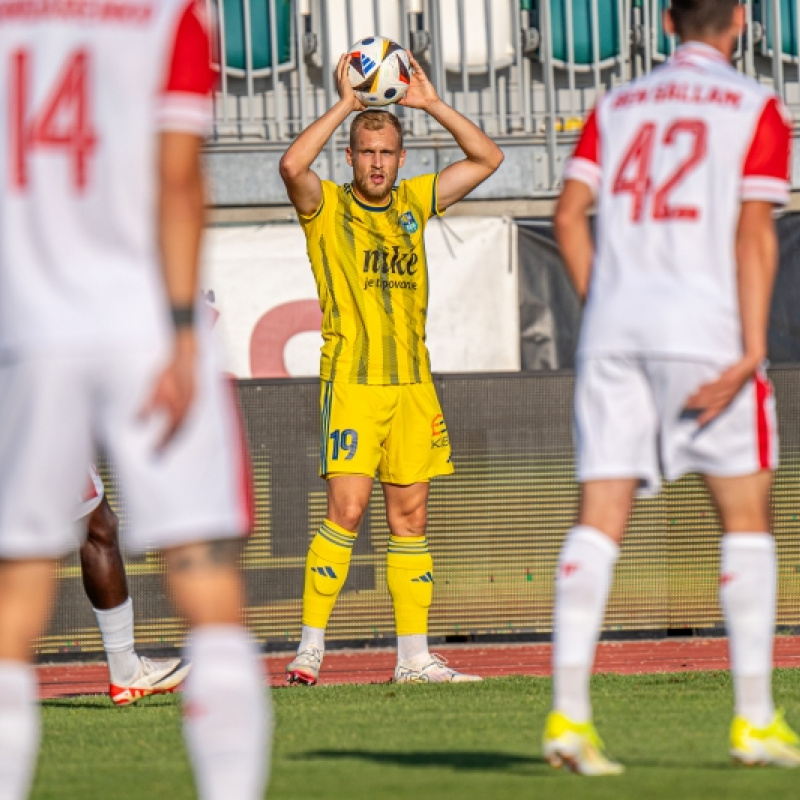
38;636;800;700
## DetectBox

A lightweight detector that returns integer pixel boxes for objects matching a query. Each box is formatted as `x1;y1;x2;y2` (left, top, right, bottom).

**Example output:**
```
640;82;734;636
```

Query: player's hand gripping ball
347;36;412;107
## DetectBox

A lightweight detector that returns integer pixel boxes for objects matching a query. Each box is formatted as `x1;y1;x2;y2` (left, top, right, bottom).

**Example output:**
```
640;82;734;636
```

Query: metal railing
205;1;800;197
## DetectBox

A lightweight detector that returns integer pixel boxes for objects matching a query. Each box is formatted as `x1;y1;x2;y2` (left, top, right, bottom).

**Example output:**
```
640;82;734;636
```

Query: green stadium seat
652;0;674;59
222;0;293;73
546;0;622;65
763;0;799;58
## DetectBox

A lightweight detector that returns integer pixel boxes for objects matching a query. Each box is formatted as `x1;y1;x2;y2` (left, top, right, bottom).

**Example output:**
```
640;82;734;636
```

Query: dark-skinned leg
79;495;191;704
79;495;128;610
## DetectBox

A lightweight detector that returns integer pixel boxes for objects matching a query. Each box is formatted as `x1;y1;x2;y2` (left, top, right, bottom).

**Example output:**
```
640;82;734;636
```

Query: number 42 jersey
568;42;792;362
0;0;213;355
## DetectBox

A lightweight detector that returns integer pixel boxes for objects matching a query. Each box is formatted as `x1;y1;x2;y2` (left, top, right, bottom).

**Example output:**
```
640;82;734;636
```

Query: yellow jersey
299;175;440;385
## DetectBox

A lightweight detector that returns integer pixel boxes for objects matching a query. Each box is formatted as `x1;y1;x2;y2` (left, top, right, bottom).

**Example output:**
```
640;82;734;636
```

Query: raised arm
279;54;365;215
399;53;503;210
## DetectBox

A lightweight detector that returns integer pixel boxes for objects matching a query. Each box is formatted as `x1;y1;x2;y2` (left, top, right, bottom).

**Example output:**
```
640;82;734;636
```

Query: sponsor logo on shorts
431;414;449;449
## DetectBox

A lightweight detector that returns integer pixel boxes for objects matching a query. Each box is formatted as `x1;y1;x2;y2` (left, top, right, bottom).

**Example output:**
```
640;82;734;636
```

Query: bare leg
576;478;639;545
80;495;192;702
326;475;373;531
0;559;57;800
383;481;428;538
79;496;128;610
704;470;772;533
164;540;244;628
0;559;56;664
164;539;270;800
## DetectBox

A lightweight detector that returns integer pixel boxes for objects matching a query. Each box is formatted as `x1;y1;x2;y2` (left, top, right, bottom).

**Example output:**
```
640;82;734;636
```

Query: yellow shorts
319;381;454;484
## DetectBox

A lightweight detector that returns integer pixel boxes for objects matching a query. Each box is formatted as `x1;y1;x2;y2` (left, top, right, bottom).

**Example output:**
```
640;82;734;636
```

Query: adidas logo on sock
312;566;338;579
411;571;433;583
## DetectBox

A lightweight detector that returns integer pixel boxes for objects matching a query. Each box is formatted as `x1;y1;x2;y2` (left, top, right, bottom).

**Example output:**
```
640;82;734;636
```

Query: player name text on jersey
0;0;153;23
614;83;742;109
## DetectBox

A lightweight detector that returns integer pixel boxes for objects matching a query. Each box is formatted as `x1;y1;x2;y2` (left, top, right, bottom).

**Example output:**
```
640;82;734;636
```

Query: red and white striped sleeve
741;96;792;206
563;106;602;195
157;0;214;136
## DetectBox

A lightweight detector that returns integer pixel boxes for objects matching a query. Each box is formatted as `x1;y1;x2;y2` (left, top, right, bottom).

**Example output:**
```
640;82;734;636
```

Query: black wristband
170;304;195;329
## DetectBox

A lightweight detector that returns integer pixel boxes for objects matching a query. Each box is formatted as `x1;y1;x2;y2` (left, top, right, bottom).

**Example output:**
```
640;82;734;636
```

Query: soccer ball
347;36;411;107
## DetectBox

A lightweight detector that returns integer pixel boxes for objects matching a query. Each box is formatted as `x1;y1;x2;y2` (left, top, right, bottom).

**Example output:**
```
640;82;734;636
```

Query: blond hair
349;110;404;151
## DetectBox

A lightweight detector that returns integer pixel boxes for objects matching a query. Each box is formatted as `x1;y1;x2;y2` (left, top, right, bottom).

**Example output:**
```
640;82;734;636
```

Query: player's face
347;126;406;204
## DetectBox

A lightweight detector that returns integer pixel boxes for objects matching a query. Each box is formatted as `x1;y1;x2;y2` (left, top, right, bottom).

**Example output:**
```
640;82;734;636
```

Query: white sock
552;525;619;723
182;626;271;800
397;634;429;665
0;661;39;800
720;533;776;728
94;597;139;684
298;625;325;653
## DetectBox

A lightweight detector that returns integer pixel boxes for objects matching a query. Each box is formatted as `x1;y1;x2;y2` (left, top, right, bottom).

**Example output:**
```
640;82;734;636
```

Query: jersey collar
346;184;395;213
673;41;731;67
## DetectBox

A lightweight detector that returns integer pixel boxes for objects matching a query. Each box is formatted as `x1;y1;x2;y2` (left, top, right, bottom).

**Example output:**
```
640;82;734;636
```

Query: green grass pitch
33;670;800;800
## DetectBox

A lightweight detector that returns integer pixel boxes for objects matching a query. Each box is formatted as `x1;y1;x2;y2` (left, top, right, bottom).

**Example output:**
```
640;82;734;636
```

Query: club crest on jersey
399;211;418;234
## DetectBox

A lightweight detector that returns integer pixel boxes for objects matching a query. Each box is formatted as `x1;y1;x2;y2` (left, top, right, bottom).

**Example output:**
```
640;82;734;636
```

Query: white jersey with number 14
0;0;213;355
566;42;792;362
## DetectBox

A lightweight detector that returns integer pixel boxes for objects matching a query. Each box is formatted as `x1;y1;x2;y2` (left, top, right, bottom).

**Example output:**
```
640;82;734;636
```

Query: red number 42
10;49;98;192
612;119;707;223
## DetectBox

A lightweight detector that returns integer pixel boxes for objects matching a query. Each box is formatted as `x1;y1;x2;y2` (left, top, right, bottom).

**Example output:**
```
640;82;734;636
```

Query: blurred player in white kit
0;2;271;799
544;0;800;775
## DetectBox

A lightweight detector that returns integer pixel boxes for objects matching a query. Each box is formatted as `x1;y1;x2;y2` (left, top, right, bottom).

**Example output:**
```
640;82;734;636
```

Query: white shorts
75;465;105;522
574;356;778;496
0;342;252;558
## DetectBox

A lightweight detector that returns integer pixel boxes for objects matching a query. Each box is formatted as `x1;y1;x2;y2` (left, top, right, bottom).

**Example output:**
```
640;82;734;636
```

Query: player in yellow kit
279;51;503;684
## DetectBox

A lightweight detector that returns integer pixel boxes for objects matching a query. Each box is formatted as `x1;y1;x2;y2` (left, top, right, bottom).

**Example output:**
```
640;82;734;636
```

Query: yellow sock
386;535;433;636
301;519;357;629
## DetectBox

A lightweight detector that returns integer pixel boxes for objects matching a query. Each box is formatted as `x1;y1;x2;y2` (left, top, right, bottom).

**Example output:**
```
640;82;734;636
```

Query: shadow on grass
42;699;115;711
293;749;548;774
296;749;739;775
620;757;742;772
42;696;175;711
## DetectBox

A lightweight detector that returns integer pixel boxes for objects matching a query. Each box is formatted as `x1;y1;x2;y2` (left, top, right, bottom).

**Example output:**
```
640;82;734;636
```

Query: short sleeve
402;174;440;223
564;107;601;194
298;181;337;231
157;0;214;135
741;96;792;205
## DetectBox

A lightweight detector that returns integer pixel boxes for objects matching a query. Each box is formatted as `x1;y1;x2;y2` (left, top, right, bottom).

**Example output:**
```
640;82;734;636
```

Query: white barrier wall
203;216;520;378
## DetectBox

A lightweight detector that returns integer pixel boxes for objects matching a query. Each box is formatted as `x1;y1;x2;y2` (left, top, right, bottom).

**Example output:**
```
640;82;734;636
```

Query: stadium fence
205;0;800;205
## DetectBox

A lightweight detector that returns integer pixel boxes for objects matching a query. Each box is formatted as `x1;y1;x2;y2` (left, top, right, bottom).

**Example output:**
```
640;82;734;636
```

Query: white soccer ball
347;36;411;107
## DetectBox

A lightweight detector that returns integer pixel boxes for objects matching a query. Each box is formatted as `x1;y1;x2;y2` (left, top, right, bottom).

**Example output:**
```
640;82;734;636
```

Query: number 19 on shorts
329;429;359;460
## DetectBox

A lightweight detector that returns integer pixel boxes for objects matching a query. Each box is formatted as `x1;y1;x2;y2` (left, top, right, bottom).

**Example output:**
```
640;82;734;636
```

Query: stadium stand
762;0;799;58
545;0;624;65
218;0;294;73
204;2;800;208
